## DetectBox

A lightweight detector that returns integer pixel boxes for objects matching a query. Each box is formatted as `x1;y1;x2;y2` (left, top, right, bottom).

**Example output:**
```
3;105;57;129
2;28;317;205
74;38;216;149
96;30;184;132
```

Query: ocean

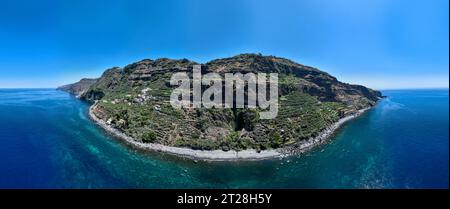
0;89;448;188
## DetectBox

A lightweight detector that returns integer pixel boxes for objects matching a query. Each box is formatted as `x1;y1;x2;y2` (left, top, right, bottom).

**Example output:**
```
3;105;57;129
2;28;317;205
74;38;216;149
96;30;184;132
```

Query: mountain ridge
58;53;382;153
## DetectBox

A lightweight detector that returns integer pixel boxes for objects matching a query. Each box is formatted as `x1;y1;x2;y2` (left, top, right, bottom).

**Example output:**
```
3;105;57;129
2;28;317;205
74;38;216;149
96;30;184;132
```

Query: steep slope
56;78;98;97
60;53;382;151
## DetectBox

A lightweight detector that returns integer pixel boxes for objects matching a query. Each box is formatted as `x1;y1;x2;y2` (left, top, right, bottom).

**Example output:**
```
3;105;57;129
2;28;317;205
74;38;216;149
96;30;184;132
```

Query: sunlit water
0;89;448;188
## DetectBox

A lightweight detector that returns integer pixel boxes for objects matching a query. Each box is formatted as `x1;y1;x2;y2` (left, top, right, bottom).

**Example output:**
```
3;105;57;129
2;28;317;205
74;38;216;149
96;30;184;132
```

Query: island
58;53;383;160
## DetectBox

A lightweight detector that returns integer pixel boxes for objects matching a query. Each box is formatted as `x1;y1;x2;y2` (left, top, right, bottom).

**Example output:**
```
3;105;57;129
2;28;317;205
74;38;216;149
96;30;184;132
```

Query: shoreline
88;104;371;161
279;107;370;155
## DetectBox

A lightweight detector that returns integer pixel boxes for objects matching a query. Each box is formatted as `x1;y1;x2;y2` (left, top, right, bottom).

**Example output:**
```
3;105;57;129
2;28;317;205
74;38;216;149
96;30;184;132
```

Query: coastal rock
57;78;98;97
60;53;382;156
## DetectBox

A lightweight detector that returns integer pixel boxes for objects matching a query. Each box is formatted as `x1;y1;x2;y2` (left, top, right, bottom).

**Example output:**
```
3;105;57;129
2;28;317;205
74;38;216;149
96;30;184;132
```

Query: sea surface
0;89;448;188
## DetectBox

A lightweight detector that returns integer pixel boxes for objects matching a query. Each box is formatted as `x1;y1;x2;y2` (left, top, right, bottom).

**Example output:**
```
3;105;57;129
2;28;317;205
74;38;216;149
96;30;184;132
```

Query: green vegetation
62;53;381;151
142;131;156;143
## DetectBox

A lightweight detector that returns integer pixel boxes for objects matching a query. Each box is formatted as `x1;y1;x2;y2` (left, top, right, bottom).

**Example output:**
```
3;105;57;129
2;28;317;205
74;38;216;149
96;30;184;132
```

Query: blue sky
0;0;448;89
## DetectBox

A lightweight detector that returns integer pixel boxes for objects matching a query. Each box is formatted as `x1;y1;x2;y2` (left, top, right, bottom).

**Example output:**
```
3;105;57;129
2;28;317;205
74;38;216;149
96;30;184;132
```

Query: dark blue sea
0;89;448;188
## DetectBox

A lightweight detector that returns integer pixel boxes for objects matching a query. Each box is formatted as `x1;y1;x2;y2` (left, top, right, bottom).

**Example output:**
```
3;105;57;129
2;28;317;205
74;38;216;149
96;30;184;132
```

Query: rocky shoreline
279;107;370;155
88;104;371;161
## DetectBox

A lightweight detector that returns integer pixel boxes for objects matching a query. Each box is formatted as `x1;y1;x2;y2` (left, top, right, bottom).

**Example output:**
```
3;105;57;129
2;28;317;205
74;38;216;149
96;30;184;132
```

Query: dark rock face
59;53;382;151
57;78;98;97
205;54;381;105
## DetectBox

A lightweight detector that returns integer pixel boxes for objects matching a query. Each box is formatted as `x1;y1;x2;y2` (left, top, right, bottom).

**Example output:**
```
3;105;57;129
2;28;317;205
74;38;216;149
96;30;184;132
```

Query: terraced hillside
59;53;382;151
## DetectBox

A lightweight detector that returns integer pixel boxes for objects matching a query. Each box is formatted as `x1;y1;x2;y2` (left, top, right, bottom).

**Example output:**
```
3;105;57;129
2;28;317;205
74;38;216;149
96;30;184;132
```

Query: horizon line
0;87;449;91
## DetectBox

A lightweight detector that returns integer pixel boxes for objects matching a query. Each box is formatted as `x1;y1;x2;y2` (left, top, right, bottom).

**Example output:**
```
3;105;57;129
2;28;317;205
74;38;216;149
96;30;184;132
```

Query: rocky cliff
59;53;382;151
57;78;98;97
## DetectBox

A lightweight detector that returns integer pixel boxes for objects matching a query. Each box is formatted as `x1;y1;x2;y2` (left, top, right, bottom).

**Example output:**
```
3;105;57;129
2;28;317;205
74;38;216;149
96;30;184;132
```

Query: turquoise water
0;89;448;188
